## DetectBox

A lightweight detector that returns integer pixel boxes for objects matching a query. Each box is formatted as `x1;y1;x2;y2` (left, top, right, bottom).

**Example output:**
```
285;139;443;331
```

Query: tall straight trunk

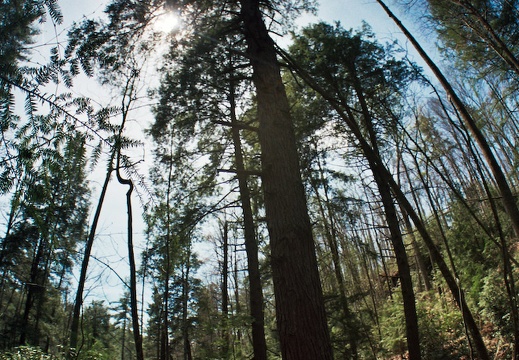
121;317;126;360
161;140;174;360
20;236;46;346
465;134;519;359
221;221;230;359
70;157;113;356
182;253;193;360
311;156;358;360
397;148;431;291
233;252;242;345
351;65;421;359
239;1;333;358
370;121;490;360
372;166;422;359
229;75;268;360
377;0;519;239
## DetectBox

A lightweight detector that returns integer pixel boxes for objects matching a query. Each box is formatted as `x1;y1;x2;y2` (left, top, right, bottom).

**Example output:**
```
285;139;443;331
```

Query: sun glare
153;11;181;34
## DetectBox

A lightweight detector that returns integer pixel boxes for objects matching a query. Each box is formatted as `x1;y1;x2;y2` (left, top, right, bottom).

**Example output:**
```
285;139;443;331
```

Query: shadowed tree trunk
70;156;113;356
310;155;358;360
228;67;268;360
221;221;230;358
239;1;333;358
116;150;143;360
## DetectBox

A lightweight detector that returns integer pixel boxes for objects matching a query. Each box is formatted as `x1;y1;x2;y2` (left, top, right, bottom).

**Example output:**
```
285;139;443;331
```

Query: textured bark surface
352;69;421;359
239;0;333;358
230;79;268;360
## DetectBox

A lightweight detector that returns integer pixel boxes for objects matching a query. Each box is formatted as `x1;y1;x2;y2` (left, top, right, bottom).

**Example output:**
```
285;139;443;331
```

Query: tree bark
182;252;193;360
70;157;113;356
348;63;421;359
311;156;358;360
115;153;144;360
229;72;268;360
20;236;46;346
161;140;174;360
221;221;230;358
239;1;333;358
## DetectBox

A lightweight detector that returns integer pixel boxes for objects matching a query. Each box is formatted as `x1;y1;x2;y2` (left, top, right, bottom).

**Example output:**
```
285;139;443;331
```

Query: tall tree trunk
228;65;268;360
115;154;144;360
221;221;230;359
121;316;126;360
372;166;422;360
20;236;46;346
311;156;358;360
350;64;421;359
182;251;193;360
396;143;432;292
70;157;113;356
376;142;490;360
161;139;174;360
239;1;333;358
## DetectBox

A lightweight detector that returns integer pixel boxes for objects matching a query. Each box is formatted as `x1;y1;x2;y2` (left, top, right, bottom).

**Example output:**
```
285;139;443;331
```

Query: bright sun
153;11;181;33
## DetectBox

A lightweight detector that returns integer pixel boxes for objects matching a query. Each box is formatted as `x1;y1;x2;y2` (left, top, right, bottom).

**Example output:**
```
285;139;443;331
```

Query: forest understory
1;0;519;359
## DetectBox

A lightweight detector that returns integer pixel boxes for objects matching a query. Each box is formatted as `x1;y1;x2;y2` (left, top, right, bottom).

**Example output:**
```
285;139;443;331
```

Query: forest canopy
0;0;518;359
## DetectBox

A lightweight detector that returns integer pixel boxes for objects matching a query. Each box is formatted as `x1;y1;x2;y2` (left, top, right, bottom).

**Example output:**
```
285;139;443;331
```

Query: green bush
378;289;469;359
0;346;64;360
479;269;514;342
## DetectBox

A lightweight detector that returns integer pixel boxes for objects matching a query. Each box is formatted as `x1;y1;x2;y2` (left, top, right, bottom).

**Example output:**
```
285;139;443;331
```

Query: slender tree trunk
233;251;241;346
228;65;268;360
396;143;432;292
373;166;422;359
311;156;358;360
221;221;230;359
379;147;490;360
351;225;382;339
116;153;144;360
121;317;126;360
183;252;193;360
350;65;421;359
239;1;333;358
465;134;519;359
400;122;519;267
161;139;174;360
20;235;47;346
70;157;113;356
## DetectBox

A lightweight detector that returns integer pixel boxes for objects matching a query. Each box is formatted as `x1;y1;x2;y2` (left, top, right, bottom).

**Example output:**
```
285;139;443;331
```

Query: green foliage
379;290;468;359
288;21;420;161
425;0;519;81
479;269;515;341
0;346;65;360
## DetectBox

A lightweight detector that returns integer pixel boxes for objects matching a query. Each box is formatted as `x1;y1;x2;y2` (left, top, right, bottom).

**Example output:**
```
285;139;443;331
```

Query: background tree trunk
229;75;268;360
